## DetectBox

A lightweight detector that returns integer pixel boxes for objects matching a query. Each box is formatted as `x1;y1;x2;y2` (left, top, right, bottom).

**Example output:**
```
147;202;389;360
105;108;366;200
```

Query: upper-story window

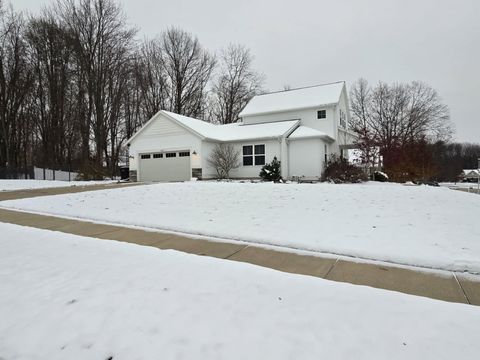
339;109;347;128
317;110;326;119
243;144;266;166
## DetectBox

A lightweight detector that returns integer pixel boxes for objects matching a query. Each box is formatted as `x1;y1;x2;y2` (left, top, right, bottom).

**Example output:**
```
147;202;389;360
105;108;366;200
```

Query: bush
76;161;108;180
323;154;367;183
260;156;282;182
207;144;240;179
373;171;388;182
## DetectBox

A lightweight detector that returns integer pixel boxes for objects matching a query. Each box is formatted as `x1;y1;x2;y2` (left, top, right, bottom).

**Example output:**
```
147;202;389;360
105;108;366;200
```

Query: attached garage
139;150;191;182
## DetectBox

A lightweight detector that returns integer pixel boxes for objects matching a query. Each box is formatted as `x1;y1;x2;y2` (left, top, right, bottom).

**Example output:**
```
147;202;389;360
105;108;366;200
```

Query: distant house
126;81;357;182
461;169;480;182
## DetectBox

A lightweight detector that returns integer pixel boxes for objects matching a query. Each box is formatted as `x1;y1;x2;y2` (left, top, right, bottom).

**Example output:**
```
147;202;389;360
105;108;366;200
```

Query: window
153;153;163;159
141;154;151;159
317;110;326;119
243;144;266;166
339;109;346;128
243;145;253;166
324;144;328;163
254;144;265;166
179;151;190;157
166;152;176;158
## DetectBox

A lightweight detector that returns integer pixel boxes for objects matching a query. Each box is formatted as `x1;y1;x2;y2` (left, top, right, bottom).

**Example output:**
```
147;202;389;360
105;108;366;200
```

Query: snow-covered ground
0;179;117;192
440;182;480;189
0;223;479;359
1;182;479;273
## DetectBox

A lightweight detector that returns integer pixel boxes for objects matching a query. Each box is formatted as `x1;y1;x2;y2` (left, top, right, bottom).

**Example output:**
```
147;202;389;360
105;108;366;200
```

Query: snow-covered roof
462;169;479;176
239;81;345;117
287;126;333;141
162;111;299;142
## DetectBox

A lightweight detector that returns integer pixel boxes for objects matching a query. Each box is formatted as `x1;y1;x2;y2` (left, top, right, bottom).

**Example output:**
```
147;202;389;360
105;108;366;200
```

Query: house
126;81;357;182
461;169;480;182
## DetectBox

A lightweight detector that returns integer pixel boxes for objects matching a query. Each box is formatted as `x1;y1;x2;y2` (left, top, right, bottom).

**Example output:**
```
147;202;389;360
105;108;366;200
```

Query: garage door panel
140;151;190;182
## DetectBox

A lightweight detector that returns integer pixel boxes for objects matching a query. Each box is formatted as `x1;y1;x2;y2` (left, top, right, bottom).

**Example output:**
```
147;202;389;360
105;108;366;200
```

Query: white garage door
139;151;191;182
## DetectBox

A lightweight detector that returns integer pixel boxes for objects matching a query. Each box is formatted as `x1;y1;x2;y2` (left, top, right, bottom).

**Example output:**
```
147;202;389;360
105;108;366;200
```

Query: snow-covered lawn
0;223;479;359
440;182;480;189
1;182;479;273
0;179;116;192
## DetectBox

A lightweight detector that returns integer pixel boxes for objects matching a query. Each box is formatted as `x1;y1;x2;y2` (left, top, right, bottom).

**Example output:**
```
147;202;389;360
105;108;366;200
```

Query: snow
2;182;479;273
0;179;116;192
163;110;299;141
440;182;479;189
463;169;479;175
288;125;332;140
239;81;344;117
0;222;479;359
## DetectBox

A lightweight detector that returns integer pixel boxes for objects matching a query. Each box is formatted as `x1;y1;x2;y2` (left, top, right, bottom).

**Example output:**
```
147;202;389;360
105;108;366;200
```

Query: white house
126;81;357;182
461;169;480;182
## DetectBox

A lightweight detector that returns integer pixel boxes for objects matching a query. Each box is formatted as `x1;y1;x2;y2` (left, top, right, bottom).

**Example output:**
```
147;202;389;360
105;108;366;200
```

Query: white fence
34;167;78;181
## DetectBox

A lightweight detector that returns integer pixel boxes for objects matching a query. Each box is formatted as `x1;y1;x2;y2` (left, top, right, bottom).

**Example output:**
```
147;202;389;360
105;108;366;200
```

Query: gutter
239;103;338;119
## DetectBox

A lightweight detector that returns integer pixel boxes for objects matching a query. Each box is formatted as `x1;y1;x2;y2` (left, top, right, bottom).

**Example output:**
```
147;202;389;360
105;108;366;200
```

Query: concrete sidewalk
0;181;142;201
0;207;479;306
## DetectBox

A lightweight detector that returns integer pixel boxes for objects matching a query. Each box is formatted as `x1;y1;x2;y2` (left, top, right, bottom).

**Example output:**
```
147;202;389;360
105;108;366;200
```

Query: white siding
202;139;282;179
242;106;337;139
128;114;203;175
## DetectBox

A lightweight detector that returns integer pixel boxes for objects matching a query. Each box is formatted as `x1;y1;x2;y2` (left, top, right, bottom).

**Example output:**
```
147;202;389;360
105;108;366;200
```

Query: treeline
0;0;263;178
430;142;480;181
350;79;479;182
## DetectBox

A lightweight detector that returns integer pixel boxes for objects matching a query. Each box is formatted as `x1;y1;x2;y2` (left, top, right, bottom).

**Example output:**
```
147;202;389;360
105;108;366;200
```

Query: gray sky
13;0;480;143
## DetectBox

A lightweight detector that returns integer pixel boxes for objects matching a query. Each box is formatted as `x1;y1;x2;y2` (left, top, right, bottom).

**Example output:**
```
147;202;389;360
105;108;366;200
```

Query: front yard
0;179;116;192
1;181;479;273
0;222;479;359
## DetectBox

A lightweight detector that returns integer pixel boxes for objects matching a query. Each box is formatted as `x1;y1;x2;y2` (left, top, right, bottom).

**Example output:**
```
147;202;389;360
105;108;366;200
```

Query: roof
127;110;300;144
463;169;479;176
239;81;345;117
287;126;333;141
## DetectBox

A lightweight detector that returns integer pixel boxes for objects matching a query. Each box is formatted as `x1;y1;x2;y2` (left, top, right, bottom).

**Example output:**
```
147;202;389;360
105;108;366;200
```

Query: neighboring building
461;169;480;182
126;81;357;182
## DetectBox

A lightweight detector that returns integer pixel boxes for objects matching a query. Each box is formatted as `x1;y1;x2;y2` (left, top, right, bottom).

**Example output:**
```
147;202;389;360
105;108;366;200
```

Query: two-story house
127;81;357;182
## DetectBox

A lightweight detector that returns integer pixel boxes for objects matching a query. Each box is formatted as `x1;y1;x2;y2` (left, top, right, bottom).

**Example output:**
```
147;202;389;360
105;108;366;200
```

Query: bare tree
0;7;33;171
134;37;168;119
350;78;452;175
207;143;240;179
58;0;136;176
26;10;77;175
211;44;263;124
162;27;215;118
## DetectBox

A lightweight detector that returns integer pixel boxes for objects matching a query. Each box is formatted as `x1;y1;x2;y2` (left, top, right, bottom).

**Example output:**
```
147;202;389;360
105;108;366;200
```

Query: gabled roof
127;110;299;144
239;81;345;117
287;126;334;142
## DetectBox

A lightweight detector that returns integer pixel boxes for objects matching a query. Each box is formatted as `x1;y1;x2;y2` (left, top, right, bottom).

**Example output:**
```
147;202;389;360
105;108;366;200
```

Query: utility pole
477;157;479;192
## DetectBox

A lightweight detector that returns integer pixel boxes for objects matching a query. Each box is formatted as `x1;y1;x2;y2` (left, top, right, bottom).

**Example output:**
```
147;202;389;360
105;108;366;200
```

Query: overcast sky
12;0;480;143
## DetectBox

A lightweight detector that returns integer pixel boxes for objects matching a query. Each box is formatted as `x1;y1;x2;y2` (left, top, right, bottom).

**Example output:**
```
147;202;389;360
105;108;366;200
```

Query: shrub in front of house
373;171;389;182
323;154;367;183
260;156;282;182
207;144;240;179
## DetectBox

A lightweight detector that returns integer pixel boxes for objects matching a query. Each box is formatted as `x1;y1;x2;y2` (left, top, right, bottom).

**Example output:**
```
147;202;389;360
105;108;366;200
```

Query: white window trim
317;109;327;119
242;144;266;166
